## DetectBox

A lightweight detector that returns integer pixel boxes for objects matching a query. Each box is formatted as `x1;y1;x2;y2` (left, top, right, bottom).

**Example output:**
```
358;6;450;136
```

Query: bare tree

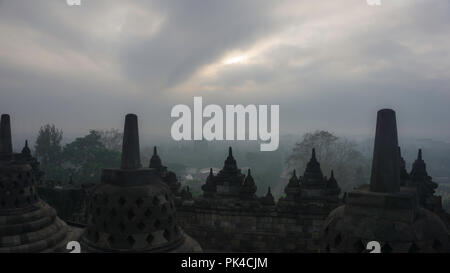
95;129;123;152
286;131;370;194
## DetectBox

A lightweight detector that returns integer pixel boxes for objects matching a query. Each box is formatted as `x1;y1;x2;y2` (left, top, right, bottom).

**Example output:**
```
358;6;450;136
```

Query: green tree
286;131;370;194
34;124;63;167
96;129;123;152
62;130;121;183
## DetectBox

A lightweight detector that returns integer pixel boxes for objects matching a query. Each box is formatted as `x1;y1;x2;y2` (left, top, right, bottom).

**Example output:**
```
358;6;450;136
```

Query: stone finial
0;114;13;160
243;169;255;187
327;170;339;189
240;168;257;198
262;186;275;206
311;148;317;161
369;109;401;193
244;169;255;185
149;146;163;169
121;114;141;170
410;149;428;178
304;148;323;177
287;169;300;188
21;140;31;156
224;146;237;169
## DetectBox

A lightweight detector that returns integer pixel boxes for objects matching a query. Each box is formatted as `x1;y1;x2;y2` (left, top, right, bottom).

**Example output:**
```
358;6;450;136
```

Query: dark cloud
0;0;449;144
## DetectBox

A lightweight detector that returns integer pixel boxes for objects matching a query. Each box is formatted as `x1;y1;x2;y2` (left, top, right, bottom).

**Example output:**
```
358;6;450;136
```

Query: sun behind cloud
223;55;248;65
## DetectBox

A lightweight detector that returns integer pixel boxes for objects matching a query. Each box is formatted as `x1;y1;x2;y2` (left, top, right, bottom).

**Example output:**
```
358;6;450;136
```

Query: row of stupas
198;146;341;209
0;113;201;252
2;109;449;253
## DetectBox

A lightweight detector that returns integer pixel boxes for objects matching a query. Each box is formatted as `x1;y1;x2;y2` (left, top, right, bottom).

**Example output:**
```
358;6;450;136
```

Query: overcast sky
0;0;449;145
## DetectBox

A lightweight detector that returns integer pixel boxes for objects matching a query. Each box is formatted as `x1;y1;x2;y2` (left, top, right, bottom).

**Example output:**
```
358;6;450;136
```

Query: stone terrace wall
177;199;335;252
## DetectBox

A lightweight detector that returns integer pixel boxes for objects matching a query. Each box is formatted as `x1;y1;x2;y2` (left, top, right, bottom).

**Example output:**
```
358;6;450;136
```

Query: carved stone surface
80;114;201;252
178;147;342;252
0;114;74;253
323;109;450;253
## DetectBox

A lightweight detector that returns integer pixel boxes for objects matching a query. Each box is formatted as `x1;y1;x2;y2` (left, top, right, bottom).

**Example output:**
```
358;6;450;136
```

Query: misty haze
1;0;450;255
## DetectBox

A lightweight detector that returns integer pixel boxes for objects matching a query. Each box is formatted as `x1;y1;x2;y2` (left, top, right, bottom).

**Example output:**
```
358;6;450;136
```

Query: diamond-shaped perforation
128;208;135;220
110;208;117;217
118;197;126;206
154;219;161;229
135;198;144;208
118;221;126;233
137;222;146;231
152;196;159;206
127;235;135;247
173;226;179;235
163;229;171;241
145;208;152;217
146;233;154;244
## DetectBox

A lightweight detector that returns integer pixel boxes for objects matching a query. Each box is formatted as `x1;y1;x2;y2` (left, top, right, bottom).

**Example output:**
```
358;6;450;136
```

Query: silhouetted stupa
0;114;74;252
323;109;450;253
201;147;246;197
149;146;181;196
80;114;201;252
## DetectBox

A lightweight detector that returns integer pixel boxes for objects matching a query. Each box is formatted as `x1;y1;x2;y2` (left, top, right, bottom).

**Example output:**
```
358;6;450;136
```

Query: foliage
35;126;121;184
436;184;450;213
61;130;121;183
96;129;123;152
34;124;63;167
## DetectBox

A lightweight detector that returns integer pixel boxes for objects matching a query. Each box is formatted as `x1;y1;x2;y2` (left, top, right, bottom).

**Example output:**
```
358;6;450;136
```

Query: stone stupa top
369;109;401;193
